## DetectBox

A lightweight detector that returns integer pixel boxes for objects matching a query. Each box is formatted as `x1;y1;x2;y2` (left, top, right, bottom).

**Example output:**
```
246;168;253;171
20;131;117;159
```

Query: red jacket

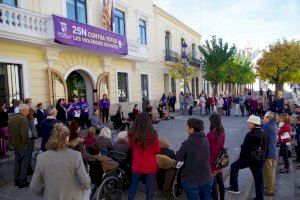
210;97;217;106
129;137;160;174
278;124;292;144
207;131;225;174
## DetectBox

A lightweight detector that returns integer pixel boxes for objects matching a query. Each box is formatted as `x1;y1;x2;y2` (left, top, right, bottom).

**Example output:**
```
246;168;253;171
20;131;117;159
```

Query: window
118;72;129;102
181;38;185;53
192;43;196;59
196;77;199;98
0;63;23;108
67;0;87;23
192;78;195;99
114;9;125;36
0;0;17;7
141;74;149;101
165;31;170;51
139;19;147;44
171;78;176;95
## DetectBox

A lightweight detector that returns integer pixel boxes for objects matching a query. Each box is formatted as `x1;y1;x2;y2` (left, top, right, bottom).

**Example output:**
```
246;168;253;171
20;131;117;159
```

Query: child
83;127;97;148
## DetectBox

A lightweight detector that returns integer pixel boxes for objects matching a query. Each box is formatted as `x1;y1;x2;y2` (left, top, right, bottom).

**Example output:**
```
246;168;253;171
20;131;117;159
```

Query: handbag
251;134;263;160
215;148;229;168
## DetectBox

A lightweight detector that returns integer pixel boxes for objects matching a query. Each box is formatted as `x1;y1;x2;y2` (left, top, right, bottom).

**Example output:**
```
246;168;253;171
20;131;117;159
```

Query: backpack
215;148;229;168
250;134;264;160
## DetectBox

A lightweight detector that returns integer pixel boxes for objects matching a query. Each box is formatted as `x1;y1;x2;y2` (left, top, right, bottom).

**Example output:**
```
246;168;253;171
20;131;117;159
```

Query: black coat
0;110;8;127
56;105;67;123
160;148;175;159
176;132;212;185
240;127;268;161
35;109;47;125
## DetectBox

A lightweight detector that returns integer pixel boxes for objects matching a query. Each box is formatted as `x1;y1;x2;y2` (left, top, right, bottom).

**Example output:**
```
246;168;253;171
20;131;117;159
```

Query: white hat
117;131;128;140
247;115;261;125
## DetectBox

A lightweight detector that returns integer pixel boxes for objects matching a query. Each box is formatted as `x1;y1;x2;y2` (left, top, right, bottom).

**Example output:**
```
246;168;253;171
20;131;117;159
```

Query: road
0;114;248;200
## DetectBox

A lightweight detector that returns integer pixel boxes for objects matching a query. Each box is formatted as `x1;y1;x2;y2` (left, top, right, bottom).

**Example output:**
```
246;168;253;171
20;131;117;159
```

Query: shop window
141;74;149;101
171;78;176;95
139;19;147;44
118;72;129;102
67;0;87;23
114;9;125;36
0;0;17;7
0;63;23;109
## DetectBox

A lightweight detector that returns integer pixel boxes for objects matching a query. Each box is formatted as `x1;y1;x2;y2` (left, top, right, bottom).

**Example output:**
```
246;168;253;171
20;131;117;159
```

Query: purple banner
52;15;128;55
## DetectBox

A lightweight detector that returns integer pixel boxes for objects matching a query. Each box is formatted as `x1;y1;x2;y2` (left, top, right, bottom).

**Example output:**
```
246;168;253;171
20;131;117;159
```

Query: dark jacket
0;110;8;127
40;118;58;151
176;132;212;185
8;114;30;149
56;105;67;123
169;96;176;104
295;124;300;144
239;127;268;161
35;109;47;125
160;148;175;159
261;122;278;158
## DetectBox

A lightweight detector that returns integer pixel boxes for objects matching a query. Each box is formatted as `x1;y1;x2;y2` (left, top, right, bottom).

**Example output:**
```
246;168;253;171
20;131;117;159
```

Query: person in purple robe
67;97;81;122
160;94;167;107
79;97;89;129
99;94;110;123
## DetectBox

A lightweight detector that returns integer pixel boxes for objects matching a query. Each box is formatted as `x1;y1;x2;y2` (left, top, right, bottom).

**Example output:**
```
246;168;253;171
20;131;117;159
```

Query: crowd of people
1;87;300;200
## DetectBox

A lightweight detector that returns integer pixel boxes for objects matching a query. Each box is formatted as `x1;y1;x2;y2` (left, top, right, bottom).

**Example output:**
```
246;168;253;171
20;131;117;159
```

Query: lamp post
181;42;188;115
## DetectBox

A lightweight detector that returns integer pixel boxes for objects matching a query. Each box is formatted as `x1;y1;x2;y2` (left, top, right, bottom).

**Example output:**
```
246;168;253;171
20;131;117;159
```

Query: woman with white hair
114;131;129;153
97;127;114;152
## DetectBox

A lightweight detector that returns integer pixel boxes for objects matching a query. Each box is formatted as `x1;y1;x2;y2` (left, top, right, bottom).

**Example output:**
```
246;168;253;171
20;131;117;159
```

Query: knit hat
247;115;261;125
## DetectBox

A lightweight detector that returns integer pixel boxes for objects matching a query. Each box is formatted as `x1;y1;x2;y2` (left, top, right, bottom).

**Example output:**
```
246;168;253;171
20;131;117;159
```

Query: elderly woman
30;124;90;199
97;127;114;152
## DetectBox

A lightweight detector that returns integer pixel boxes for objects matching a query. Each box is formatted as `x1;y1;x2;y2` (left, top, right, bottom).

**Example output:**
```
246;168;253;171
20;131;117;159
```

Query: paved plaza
0;113;248;200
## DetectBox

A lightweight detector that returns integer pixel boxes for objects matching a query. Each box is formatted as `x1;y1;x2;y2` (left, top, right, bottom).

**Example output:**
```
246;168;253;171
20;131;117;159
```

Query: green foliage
198;35;236;84
169;57;196;83
220;54;256;85
257;39;300;88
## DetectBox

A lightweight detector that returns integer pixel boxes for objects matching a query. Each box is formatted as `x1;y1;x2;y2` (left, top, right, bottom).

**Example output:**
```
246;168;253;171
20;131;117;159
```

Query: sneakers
225;187;240;194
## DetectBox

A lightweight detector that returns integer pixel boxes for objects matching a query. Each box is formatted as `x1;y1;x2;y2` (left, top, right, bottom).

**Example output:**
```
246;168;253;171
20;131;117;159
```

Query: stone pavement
0;113;249;200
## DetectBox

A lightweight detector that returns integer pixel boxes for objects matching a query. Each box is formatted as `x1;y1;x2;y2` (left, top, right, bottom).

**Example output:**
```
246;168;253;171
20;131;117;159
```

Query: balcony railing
0;3;52;42
126;39;148;60
165;50;178;62
189;57;202;67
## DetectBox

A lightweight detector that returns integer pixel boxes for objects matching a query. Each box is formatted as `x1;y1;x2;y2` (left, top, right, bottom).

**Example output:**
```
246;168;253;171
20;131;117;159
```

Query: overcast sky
153;0;300;50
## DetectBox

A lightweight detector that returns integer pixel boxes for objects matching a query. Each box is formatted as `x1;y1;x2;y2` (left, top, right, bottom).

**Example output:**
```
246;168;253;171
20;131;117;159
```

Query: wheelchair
88;151;130;200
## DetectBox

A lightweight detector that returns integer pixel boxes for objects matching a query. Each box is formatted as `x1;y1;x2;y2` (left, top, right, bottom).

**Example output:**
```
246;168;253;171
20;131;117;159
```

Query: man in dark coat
40;106;59;151
226;115;268;200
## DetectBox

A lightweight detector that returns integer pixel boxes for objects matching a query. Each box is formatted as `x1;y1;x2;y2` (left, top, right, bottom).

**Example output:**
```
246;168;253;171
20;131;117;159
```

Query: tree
198;35;236;95
257;39;300;96
220;54;256;94
169;57;196;93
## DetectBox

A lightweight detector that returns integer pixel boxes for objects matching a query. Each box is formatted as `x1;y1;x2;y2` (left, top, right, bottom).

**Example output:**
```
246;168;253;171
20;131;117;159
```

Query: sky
153;0;300;50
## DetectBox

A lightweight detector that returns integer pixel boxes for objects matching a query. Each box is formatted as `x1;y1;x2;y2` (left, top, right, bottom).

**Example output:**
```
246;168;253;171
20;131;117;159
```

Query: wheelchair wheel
172;170;184;199
95;176;122;200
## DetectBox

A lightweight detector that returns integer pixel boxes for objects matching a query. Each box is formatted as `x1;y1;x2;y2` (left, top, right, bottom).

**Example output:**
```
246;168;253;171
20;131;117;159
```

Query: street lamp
181;42;188;115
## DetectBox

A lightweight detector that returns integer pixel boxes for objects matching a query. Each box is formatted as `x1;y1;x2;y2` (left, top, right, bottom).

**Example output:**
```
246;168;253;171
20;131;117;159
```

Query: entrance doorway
66;70;94;118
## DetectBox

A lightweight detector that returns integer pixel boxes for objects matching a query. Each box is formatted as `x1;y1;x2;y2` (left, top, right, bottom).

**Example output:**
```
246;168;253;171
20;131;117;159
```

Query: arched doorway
66;70;94;118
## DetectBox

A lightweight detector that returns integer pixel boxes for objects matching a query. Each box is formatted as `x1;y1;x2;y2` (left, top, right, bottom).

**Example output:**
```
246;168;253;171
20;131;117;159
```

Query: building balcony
189;57;202;68
165;50;178;63
125;39;149;61
0;3;52;44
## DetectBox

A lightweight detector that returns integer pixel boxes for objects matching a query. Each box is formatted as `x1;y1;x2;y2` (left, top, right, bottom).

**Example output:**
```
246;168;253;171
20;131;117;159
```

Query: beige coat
30;148;90;200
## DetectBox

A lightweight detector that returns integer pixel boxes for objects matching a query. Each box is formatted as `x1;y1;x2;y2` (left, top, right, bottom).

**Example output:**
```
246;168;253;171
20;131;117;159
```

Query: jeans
280;144;289;169
182;182;212;200
240;104;245;116
14;148;30;183
229;159;264;200
101;108;109;123
211;172;224;200
128;173;154;200
180;102;184;112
